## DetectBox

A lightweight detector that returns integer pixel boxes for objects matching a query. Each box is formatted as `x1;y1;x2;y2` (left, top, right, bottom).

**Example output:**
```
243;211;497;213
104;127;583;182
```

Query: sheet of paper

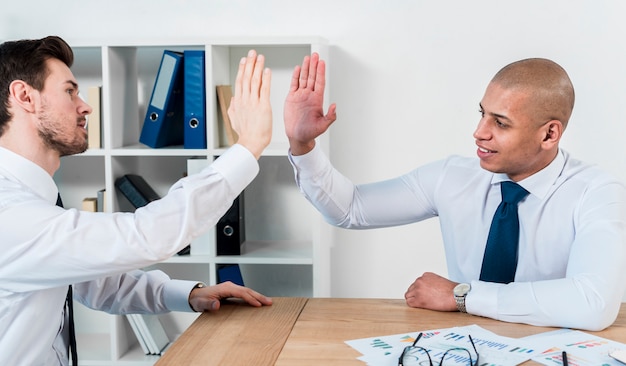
346;324;537;365
522;329;626;366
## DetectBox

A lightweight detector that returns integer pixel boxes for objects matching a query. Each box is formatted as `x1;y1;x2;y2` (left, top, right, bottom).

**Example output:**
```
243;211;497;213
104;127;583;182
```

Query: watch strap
455;294;467;313
189;282;206;312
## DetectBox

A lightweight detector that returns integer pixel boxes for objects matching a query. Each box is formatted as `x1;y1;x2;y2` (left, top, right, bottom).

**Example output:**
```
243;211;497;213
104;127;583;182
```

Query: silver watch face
454;283;471;297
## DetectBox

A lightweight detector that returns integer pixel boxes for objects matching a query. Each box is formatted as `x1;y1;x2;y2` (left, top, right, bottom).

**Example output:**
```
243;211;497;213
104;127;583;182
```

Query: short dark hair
0;36;74;136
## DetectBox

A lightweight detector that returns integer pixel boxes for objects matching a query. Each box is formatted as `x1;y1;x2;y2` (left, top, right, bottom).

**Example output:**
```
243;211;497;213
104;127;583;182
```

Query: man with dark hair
0;36;273;365
284;53;626;331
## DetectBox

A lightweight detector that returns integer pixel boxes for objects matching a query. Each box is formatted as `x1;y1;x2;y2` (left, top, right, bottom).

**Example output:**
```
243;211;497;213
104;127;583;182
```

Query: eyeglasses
398;333;479;366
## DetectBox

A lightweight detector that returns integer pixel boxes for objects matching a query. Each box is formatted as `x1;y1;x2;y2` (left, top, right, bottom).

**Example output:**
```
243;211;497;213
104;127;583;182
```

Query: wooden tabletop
155;297;307;365
157;297;626;365
275;298;626;365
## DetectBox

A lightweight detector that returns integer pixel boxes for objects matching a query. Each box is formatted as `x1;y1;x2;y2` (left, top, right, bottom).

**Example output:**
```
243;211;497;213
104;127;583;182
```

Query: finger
250;53;265;97
247;292;273;307
325;103;337;124
289;65;301;92
308;52;319;91
260;67;272;103
237;287;273;307
242;49;258;95
209;300;220;311
299;55;311;88
233;56;246;101
313;57;326;93
222;282;272;306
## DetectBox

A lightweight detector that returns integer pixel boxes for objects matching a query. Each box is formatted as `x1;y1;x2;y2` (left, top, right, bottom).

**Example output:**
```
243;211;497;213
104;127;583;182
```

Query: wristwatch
453;283;471;313
192;282;206;290
189;282;206;312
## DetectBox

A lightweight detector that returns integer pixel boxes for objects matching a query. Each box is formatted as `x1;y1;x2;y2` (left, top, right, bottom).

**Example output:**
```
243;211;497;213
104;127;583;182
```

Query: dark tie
479;181;529;284
56;194;78;365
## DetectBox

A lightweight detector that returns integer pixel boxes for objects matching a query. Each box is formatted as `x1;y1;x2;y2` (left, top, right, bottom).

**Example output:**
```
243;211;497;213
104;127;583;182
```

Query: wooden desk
155;297;307;365
156;298;626;365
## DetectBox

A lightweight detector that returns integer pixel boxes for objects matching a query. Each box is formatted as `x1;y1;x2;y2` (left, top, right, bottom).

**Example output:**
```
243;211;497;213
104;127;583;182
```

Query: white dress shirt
289;145;626;331
0;145;258;365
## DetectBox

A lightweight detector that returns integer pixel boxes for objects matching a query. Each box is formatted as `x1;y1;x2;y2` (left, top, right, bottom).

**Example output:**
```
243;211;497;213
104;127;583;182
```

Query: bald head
491;58;575;128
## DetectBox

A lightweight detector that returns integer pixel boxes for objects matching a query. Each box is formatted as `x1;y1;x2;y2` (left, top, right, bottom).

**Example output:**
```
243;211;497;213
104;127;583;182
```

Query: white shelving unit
53;37;330;365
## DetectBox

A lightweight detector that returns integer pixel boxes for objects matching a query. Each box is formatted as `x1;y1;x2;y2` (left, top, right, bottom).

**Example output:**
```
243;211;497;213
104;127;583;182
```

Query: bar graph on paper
523;329;626;366
346;325;538;366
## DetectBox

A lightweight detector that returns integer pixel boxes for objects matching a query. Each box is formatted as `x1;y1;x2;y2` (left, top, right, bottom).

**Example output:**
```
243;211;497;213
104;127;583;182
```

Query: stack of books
126;314;170;355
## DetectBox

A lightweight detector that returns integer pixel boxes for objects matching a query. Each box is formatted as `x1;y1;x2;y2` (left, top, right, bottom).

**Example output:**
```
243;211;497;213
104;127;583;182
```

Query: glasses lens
440;347;475;365
401;346;432;366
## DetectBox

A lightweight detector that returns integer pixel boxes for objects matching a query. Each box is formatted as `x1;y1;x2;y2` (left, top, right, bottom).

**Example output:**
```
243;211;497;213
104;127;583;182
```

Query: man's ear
8;80;37;113
541;120;563;148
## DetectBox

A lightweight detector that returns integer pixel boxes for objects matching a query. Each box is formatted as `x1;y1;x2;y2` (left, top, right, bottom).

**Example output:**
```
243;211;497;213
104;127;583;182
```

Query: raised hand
228;50;273;159
284;52;337;156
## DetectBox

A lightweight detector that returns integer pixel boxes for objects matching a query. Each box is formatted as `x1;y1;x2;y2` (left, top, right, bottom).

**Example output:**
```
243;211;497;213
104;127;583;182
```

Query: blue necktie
57;194;78;365
479;181;529;284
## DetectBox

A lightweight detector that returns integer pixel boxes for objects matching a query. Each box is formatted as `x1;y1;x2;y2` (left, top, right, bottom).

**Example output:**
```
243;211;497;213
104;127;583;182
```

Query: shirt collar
0;147;59;204
490;149;566;199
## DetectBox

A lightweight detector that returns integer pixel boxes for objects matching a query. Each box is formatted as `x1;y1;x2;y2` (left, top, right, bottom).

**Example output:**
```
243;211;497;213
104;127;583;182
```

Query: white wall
3;0;625;299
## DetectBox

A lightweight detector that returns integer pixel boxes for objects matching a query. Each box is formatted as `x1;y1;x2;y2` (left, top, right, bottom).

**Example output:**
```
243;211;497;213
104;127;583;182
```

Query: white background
2;0;625;300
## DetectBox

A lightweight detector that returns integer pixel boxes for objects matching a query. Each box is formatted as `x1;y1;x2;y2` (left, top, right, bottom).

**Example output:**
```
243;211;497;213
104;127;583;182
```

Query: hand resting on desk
188;281;273;312
404;272;458;312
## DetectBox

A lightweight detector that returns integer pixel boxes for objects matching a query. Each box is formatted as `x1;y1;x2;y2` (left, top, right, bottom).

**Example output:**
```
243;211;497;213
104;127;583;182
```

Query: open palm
284;53;336;154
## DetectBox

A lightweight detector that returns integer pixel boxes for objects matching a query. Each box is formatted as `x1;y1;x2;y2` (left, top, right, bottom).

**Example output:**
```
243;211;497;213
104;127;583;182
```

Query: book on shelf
126;314;150;355
114;174;190;255
216;85;238;146
86;85;102;149
81;197;97;212
126;314;170;355
96;188;106;212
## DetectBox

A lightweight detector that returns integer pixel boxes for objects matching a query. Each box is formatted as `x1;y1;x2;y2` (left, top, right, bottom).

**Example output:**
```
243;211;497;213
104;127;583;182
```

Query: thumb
325;103;337;124
209;300;220;311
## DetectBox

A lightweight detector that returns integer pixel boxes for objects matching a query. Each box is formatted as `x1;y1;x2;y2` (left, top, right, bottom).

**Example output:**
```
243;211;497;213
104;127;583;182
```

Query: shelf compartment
215;240;313;265
236;263;313;297
55;155;106;210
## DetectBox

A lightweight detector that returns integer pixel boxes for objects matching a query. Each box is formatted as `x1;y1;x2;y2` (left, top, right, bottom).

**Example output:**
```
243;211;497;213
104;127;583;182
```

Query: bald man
283;56;626;331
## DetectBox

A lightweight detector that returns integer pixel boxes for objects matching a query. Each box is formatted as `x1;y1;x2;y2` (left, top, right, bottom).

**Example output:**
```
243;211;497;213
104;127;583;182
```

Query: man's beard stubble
37;108;88;157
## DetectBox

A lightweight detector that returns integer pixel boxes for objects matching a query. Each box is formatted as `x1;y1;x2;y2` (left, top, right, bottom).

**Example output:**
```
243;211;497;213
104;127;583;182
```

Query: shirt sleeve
73;270;198;314
0;143;258;292
288;145;436;229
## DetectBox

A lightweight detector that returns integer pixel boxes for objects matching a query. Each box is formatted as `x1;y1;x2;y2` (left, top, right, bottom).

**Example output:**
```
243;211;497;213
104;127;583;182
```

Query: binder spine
114;174;160;208
216;194;245;255
139;50;185;148
217;264;245;286
184;50;207;149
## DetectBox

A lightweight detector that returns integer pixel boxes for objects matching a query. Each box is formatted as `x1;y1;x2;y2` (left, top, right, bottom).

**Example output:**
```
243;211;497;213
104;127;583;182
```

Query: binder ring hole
189;118;199;128
149;112;158;121
223;225;234;237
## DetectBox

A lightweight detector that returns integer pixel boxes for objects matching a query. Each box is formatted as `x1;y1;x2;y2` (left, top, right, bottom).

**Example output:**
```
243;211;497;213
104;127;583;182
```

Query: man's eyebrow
65;80;78;88
479;103;512;122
